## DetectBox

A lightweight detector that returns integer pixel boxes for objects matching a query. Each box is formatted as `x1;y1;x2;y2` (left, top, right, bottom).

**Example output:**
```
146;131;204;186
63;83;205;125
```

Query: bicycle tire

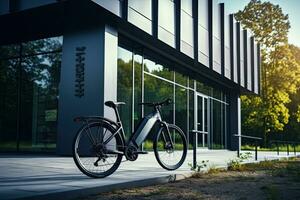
153;124;187;170
73;121;123;178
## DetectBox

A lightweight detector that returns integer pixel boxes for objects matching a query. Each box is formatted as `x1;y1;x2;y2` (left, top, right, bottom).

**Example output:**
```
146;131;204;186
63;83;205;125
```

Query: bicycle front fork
160;122;174;149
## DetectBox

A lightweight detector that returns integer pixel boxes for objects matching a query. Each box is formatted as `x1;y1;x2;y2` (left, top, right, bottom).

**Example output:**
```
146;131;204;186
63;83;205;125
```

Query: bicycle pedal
136;151;148;154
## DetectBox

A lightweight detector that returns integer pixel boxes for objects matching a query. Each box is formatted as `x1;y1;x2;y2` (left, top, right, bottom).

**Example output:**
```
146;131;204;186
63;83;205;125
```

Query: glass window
198;0;208;29
0;44;20;59
213;37;221;73
158;0;175;47
225;13;231;79
19;52;61;151
212;100;225;149
0;37;62;152
144;73;174;124
128;0;152;34
0;58;18;151
198;25;209;66
128;0;152;19
175;86;188;137
175;71;188;87
196;81;211;96
189;78;195;89
144;58;174;81
181;0;193;14
133;53;143;130
198;0;209;66
117;47;133;138
181;9;194;57
188;90;194;147
22;37;63;56
92;0;121;16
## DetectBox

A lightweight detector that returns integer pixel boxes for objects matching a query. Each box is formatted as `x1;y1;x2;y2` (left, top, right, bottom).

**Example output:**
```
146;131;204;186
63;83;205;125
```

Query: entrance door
196;93;209;148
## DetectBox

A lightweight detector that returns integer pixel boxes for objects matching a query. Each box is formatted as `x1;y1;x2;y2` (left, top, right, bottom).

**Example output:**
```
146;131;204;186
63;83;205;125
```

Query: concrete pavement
0;150;297;200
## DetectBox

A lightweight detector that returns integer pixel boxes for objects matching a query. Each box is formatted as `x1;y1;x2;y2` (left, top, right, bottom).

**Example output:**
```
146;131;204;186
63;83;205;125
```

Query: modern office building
0;0;260;155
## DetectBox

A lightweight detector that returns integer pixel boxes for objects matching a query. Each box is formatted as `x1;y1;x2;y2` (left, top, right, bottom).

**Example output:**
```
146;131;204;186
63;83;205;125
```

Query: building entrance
196;93;209;148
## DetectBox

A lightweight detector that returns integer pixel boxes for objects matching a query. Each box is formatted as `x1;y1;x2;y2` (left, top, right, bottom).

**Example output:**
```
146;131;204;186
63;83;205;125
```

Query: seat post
113;106;122;124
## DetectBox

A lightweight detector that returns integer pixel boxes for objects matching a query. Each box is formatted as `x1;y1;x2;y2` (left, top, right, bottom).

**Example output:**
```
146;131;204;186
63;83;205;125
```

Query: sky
219;0;300;47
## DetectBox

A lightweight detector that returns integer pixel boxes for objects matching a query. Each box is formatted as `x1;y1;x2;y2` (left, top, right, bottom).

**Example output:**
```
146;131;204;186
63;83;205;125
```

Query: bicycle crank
125;145;138;161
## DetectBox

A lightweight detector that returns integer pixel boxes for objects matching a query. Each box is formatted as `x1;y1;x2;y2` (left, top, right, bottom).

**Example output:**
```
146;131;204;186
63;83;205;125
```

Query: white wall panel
240;28;245;87
247;31;252;91
233;19;238;83
254;42;258;93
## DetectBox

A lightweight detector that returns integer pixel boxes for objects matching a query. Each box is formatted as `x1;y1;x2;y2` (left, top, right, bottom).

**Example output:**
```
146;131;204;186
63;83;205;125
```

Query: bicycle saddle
105;101;125;108
139;98;172;107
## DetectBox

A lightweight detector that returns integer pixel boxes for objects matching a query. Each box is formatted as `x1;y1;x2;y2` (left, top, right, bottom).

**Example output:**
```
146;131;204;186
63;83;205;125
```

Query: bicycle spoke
74;122;123;177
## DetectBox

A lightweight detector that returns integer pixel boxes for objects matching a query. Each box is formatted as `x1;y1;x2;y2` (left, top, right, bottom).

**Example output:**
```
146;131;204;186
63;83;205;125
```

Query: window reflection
0;36;62;152
117;46;228;149
144;58;174;81
0;59;18;151
144;73;174;123
117;47;133;138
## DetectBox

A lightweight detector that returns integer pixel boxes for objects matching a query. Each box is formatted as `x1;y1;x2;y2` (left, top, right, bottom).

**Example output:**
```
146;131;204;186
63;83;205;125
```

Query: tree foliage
235;0;300;139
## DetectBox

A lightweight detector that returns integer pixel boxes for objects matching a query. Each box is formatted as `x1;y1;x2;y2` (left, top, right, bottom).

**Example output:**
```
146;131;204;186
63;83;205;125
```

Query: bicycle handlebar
138;98;172;107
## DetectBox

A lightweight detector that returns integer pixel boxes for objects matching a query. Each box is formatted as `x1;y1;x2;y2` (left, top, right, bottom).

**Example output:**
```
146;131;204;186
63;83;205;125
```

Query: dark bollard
294;144;296;155
277;142;279;156
237;136;240;158
287;143;289;156
255;142;258;161
193;132;197;169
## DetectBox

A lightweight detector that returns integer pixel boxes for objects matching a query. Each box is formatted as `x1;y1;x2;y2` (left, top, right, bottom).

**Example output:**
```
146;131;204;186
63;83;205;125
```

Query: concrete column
57;25;118;155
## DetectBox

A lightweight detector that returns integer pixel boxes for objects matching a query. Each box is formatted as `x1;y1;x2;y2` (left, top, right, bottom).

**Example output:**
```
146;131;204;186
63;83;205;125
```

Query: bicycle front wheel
154;124;187;170
73;121;123;178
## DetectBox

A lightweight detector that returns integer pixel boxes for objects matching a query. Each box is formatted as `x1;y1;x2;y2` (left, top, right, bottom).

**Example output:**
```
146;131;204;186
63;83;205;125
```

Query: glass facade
0;36;62;152
117;45;228;149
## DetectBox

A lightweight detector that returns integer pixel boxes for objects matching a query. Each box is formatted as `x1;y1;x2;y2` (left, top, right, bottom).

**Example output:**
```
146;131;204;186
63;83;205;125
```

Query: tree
235;0;300;144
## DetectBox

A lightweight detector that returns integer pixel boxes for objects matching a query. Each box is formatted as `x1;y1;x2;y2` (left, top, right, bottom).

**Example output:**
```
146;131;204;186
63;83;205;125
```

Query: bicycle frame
103;106;174;153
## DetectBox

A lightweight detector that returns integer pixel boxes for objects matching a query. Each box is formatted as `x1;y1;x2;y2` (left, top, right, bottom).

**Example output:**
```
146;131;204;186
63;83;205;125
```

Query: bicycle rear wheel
154;124;187;170
73;121;123;178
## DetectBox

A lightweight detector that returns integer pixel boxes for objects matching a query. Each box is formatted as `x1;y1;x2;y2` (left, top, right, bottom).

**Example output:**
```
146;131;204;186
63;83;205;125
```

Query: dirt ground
81;157;300;200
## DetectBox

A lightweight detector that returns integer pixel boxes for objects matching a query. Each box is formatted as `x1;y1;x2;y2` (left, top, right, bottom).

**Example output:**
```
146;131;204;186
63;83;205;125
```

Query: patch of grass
207;166;225;174
189;160;210;178
227;152;252;171
243;159;278;171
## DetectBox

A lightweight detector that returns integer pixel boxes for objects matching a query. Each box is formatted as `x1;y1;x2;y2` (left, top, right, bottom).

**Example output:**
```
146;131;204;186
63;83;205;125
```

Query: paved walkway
0;150;297;200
